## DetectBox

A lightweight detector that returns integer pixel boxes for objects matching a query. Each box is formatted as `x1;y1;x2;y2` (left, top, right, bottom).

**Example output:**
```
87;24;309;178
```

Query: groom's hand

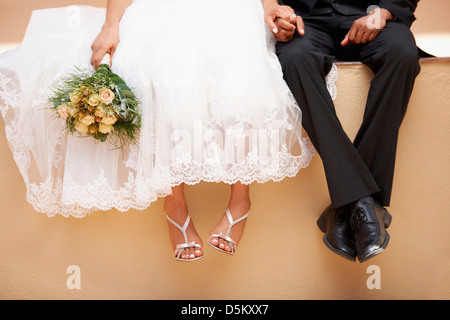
341;8;394;46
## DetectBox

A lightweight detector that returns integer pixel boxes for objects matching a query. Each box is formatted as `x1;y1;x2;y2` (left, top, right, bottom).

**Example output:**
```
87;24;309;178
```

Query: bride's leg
164;183;203;259
209;182;251;252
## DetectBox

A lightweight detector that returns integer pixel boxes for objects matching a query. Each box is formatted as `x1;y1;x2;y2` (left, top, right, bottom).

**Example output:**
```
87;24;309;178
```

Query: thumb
296;16;305;35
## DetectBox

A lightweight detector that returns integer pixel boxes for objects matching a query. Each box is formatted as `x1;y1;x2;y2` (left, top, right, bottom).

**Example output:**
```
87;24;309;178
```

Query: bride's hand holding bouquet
47;10;141;148
90;20;120;69
90;0;132;68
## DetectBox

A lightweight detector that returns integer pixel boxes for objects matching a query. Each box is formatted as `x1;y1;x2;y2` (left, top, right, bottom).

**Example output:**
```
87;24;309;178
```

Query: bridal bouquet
48;54;141;147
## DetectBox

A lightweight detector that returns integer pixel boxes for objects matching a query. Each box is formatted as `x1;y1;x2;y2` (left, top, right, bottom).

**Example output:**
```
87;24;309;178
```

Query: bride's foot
208;200;251;254
164;194;203;261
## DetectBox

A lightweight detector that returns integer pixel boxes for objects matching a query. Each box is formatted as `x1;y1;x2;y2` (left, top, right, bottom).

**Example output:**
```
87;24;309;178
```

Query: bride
0;0;325;261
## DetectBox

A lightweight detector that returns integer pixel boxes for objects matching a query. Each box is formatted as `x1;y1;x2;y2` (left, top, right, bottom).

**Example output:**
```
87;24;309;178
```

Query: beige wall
0;1;450;300
411;0;450;34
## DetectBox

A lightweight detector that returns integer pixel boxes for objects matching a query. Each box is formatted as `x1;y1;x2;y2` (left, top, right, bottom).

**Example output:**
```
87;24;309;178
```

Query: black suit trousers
276;14;420;208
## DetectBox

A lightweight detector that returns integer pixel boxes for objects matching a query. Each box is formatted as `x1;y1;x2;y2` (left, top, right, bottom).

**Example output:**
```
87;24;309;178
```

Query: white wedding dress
0;0;337;218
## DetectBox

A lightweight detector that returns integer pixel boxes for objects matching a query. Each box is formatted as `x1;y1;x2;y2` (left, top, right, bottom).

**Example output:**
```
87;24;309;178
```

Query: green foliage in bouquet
48;58;141;148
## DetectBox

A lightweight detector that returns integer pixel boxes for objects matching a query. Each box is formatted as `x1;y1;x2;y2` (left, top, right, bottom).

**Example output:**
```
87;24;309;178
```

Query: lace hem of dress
24;141;313;218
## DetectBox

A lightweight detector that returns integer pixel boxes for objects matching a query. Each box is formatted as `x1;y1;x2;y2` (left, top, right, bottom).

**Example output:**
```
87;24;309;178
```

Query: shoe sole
207;241;235;255
175;255;204;262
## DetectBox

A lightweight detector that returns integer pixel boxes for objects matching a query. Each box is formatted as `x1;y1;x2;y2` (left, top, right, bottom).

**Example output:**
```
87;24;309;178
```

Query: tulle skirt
0;0;336;218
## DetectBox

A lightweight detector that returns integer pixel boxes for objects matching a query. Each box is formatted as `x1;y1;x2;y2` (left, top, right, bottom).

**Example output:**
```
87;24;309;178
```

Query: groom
262;0;421;262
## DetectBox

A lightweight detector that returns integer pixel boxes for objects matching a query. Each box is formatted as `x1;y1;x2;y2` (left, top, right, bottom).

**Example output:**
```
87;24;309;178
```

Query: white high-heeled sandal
166;213;203;262
208;207;249;255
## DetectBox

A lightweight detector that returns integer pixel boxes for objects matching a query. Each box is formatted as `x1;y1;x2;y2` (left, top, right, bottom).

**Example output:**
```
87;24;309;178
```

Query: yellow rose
67;106;77;117
87;94;100;107
69;92;81;104
75;121;89;134
81;114;95;126
57;104;69;119
101;115;117;125
99;88;115;105
94;105;105;117
99;123;114;134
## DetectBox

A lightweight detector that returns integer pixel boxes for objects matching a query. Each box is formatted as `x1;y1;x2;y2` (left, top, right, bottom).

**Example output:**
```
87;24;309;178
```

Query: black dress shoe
317;204;356;262
350;196;392;263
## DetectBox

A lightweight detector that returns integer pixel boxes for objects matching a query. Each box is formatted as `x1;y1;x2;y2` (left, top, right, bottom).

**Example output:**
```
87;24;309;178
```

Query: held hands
90;23;120;69
263;3;304;42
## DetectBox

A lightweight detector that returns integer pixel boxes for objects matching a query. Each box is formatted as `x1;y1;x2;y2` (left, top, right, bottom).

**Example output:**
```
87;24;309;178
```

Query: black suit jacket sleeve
377;0;419;27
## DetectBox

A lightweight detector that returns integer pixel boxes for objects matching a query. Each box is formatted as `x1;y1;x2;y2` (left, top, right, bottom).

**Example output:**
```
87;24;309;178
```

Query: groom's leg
350;21;421;207
276;18;380;209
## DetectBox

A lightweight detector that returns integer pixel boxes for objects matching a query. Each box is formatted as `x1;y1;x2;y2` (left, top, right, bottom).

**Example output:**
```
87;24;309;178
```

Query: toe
209;236;219;247
188;247;196;259
195;247;203;257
